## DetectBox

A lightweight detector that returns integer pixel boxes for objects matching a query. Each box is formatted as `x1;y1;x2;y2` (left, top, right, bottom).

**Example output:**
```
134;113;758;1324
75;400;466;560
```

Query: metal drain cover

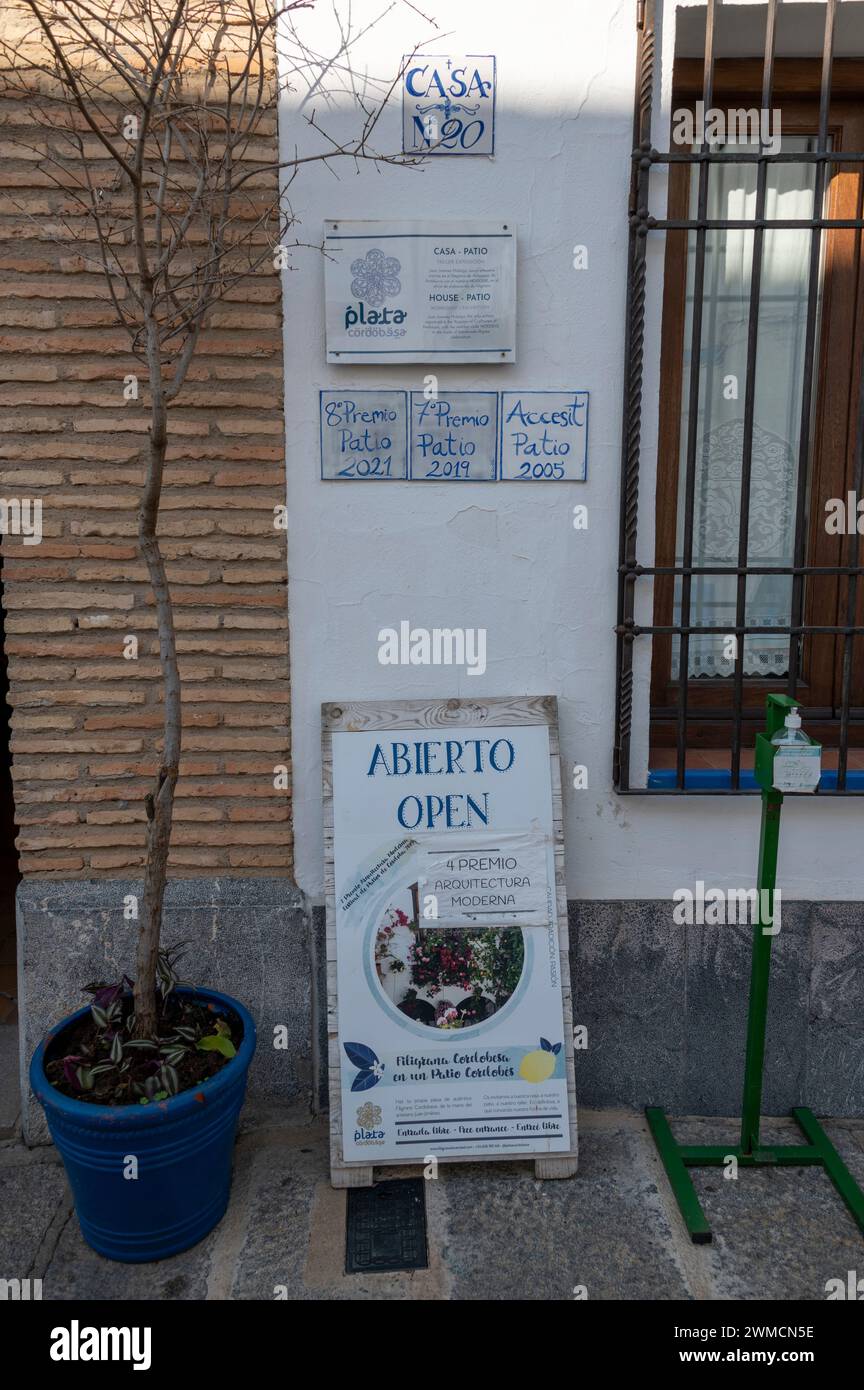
345;1177;429;1274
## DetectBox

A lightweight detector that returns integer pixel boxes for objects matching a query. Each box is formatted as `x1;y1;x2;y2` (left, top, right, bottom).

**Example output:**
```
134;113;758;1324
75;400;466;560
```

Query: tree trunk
133;374;181;1038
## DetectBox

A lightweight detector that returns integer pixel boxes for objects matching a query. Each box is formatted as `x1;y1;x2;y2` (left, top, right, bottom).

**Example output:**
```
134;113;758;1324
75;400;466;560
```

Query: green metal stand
647;697;864;1244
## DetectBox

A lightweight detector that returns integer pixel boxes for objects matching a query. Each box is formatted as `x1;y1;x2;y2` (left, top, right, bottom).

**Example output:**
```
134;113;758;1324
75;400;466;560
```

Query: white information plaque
324;220;516;364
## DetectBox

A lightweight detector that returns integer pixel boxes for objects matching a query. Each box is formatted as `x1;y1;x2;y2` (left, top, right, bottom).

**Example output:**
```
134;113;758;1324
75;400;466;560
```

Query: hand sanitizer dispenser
754;696;822;794
646;693;861;1247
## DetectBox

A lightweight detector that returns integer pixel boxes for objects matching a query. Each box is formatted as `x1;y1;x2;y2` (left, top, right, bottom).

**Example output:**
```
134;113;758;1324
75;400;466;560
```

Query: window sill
647;769;864;791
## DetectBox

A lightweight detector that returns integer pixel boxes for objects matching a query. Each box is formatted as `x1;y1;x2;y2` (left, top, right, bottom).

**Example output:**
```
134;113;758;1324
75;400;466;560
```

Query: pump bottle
770;706;810;747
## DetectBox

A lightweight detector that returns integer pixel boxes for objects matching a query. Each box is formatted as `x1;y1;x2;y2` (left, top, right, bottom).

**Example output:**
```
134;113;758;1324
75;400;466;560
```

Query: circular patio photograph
373;903;525;1030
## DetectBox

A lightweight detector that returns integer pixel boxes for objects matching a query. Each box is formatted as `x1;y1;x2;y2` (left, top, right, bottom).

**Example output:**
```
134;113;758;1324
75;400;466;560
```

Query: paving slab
230;1118;451;1300
42;1208;217;1301
0;1152;68;1279
652;1117;864;1300
1;1107;863;1301
439;1123;692;1300
230;1112;695;1300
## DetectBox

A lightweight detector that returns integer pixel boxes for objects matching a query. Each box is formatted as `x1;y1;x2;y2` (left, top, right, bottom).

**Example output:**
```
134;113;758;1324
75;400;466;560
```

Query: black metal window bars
615;0;864;794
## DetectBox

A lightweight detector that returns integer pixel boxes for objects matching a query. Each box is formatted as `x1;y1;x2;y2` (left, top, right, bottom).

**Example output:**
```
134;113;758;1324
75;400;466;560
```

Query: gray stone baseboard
14;888;864;1144
313;899;864;1118
571;900;864;1117
17;879;312;1144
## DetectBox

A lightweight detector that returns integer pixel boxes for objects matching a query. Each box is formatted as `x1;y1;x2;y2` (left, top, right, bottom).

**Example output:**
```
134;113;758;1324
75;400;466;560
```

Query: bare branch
0;0;432;1037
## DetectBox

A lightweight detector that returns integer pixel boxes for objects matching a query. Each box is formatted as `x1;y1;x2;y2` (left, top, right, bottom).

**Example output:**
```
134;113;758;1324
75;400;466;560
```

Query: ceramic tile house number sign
324;220;516;364
500;391;590;481
322;697;578;1187
409;390;498;481
401;55;496;156
319;390;408;480
319;391;590;482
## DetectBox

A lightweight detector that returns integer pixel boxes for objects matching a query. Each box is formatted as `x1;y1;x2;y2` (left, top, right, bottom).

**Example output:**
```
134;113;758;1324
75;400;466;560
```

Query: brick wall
0;87;292;879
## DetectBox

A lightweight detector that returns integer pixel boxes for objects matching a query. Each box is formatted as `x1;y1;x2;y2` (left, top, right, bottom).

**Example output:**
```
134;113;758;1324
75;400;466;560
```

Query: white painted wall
278;0;864;904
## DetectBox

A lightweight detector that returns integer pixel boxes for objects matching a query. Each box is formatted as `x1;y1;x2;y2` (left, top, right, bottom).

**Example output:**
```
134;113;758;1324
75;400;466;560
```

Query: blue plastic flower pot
30;987;256;1263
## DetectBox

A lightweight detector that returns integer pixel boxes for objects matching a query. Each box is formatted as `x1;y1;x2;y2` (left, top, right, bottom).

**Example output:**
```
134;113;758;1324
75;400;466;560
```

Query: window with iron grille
616;0;864;794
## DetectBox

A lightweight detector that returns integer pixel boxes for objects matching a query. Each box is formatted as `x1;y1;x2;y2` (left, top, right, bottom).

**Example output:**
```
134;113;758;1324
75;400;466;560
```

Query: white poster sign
402;55;496;156
324;220;516;364
413;830;552;927
772;744;822;792
326;708;574;1169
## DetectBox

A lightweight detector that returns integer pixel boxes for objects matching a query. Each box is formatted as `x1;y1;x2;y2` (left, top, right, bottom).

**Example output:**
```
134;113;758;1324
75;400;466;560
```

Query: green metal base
646;1106;864;1245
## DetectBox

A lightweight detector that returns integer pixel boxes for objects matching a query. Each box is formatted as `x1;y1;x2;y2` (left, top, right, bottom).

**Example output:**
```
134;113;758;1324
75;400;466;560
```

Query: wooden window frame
651;62;864;750
614;0;864;794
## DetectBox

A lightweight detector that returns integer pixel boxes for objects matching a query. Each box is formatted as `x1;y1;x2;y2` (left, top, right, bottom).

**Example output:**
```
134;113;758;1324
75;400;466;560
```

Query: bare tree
0;0;422;1036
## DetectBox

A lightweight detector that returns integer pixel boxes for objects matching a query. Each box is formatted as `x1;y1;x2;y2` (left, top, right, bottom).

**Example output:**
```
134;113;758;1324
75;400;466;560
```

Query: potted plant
2;0;287;1266
29;947;256;1262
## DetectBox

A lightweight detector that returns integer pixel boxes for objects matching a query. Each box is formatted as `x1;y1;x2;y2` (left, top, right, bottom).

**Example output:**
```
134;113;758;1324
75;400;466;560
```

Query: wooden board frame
322;694;578;1188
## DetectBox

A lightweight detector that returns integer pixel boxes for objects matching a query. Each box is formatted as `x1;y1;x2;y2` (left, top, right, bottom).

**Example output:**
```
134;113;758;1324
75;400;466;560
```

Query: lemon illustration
519;1048;556;1083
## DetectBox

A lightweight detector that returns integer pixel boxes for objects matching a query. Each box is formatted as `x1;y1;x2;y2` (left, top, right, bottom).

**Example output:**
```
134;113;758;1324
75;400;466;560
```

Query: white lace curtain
674;137;820;678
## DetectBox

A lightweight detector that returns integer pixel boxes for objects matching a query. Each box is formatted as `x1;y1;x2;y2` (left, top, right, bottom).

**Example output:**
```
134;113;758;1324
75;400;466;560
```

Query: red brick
89;851;146;870
12;738;143;754
228;848;291;868
18;854;85;872
0;82;292;881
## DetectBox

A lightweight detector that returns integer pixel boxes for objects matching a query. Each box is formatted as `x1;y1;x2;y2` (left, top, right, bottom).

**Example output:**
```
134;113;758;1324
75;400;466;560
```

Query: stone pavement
2;1103;864;1300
